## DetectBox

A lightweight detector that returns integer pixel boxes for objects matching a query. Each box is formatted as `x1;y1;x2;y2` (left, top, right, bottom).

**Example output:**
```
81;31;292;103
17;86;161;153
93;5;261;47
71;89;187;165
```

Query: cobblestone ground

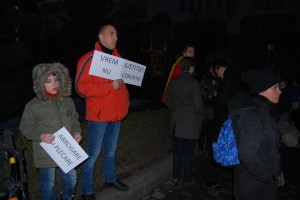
142;147;300;200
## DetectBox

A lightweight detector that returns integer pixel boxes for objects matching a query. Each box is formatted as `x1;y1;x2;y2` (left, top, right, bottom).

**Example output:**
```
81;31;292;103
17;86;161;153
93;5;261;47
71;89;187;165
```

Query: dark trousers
200;119;214;151
173;137;196;182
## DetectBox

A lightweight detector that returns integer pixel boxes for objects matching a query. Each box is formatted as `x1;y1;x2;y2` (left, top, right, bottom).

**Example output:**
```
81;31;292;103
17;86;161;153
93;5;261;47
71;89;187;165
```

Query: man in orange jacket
161;44;195;103
75;22;130;200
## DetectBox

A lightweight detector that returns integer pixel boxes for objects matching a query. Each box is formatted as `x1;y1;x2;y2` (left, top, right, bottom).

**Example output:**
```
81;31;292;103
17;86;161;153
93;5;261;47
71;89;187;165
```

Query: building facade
106;0;300;78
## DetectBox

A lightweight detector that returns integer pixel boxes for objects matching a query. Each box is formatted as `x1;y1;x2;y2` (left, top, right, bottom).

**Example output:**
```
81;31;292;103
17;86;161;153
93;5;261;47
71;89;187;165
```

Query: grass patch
1;108;172;199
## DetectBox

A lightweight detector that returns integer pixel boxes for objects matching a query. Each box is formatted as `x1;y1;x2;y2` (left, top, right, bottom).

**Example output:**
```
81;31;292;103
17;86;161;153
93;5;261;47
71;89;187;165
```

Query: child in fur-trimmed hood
20;62;82;200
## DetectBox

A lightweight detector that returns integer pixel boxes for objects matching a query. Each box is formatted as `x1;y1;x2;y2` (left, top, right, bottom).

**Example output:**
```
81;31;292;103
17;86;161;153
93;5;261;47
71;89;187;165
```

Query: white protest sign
89;50;146;86
40;127;89;174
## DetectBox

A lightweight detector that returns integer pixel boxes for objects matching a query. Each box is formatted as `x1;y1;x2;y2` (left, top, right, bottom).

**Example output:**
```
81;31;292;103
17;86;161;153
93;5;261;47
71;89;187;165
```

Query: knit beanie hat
241;69;282;94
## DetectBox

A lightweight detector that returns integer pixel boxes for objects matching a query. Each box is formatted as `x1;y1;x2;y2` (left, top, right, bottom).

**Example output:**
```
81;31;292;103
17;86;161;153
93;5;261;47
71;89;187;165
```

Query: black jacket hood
227;93;260;118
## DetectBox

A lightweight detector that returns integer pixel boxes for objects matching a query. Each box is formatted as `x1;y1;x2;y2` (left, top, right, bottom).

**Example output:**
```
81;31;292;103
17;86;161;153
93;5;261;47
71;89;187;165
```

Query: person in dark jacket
166;57;205;184
210;60;245;141
207;60;246;188
227;69;283;200
199;63;219;158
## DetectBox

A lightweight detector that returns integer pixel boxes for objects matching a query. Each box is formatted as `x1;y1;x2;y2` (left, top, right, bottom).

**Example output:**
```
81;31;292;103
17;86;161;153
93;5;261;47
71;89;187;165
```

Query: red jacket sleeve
75;50;115;98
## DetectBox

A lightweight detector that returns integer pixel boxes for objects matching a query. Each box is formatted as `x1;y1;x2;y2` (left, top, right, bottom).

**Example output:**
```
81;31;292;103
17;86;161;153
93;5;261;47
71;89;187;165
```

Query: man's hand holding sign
112;79;124;90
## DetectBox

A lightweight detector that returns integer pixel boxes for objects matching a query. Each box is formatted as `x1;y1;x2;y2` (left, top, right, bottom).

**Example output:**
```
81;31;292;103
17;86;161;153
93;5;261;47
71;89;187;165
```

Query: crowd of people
163;43;299;200
17;21;299;200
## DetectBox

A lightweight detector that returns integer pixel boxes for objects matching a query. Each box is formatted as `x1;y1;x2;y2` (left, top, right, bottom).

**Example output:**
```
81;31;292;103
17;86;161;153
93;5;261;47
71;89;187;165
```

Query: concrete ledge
96;154;172;200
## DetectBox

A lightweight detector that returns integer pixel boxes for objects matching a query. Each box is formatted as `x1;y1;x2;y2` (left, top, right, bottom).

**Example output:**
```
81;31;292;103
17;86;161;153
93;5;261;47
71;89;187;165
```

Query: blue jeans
40;167;76;200
173;137;196;182
81;121;121;195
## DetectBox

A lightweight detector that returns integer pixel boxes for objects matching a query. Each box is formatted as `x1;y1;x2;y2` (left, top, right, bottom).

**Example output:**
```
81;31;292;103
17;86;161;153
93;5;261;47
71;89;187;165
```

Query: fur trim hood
32;62;72;100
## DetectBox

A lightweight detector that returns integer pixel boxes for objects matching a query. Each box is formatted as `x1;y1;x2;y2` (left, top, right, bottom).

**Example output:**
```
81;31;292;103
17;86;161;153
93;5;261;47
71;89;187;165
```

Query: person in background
207;60;246;188
166;57;205;185
75;22;130;200
210;60;245;141
281;76;300;129
200;63;219;104
198;63;219;160
162;44;195;103
227;69;283;200
19;63;82;200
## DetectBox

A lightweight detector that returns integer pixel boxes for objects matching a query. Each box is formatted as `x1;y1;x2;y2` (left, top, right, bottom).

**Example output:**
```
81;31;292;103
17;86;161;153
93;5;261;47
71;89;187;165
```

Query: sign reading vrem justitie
89;50;147;86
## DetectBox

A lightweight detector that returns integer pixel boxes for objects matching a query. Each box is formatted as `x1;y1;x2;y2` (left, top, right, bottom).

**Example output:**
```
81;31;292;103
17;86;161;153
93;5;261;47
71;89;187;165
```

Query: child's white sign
40;127;89;174
89;50;147;86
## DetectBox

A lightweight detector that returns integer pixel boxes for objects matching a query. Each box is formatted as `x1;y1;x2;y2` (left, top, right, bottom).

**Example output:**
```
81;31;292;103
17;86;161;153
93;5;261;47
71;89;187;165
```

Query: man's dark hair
213;60;230;71
97;21;117;35
207;62;217;77
181;57;195;72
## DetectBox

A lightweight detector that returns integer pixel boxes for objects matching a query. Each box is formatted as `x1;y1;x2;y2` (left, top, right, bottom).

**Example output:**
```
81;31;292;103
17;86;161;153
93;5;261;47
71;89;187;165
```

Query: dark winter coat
227;94;281;200
210;67;246;141
166;71;205;139
19;63;81;168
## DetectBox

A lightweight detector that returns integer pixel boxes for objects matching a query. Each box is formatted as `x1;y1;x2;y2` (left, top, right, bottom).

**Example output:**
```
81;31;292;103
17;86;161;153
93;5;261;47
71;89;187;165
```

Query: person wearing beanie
19;63;82;200
241;69;283;94
166;57;205;185
227;69;283;200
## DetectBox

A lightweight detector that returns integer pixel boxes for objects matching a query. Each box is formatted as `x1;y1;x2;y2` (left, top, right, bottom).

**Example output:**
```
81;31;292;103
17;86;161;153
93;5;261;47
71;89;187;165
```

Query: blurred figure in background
166;57;205;185
198;63;219;161
162;44;195;103
207;60;246;189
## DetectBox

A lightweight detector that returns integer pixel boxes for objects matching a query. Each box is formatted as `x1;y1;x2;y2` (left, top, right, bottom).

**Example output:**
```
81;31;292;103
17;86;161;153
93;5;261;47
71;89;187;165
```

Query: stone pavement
96;146;300;200
141;147;300;200
141;158;234;200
